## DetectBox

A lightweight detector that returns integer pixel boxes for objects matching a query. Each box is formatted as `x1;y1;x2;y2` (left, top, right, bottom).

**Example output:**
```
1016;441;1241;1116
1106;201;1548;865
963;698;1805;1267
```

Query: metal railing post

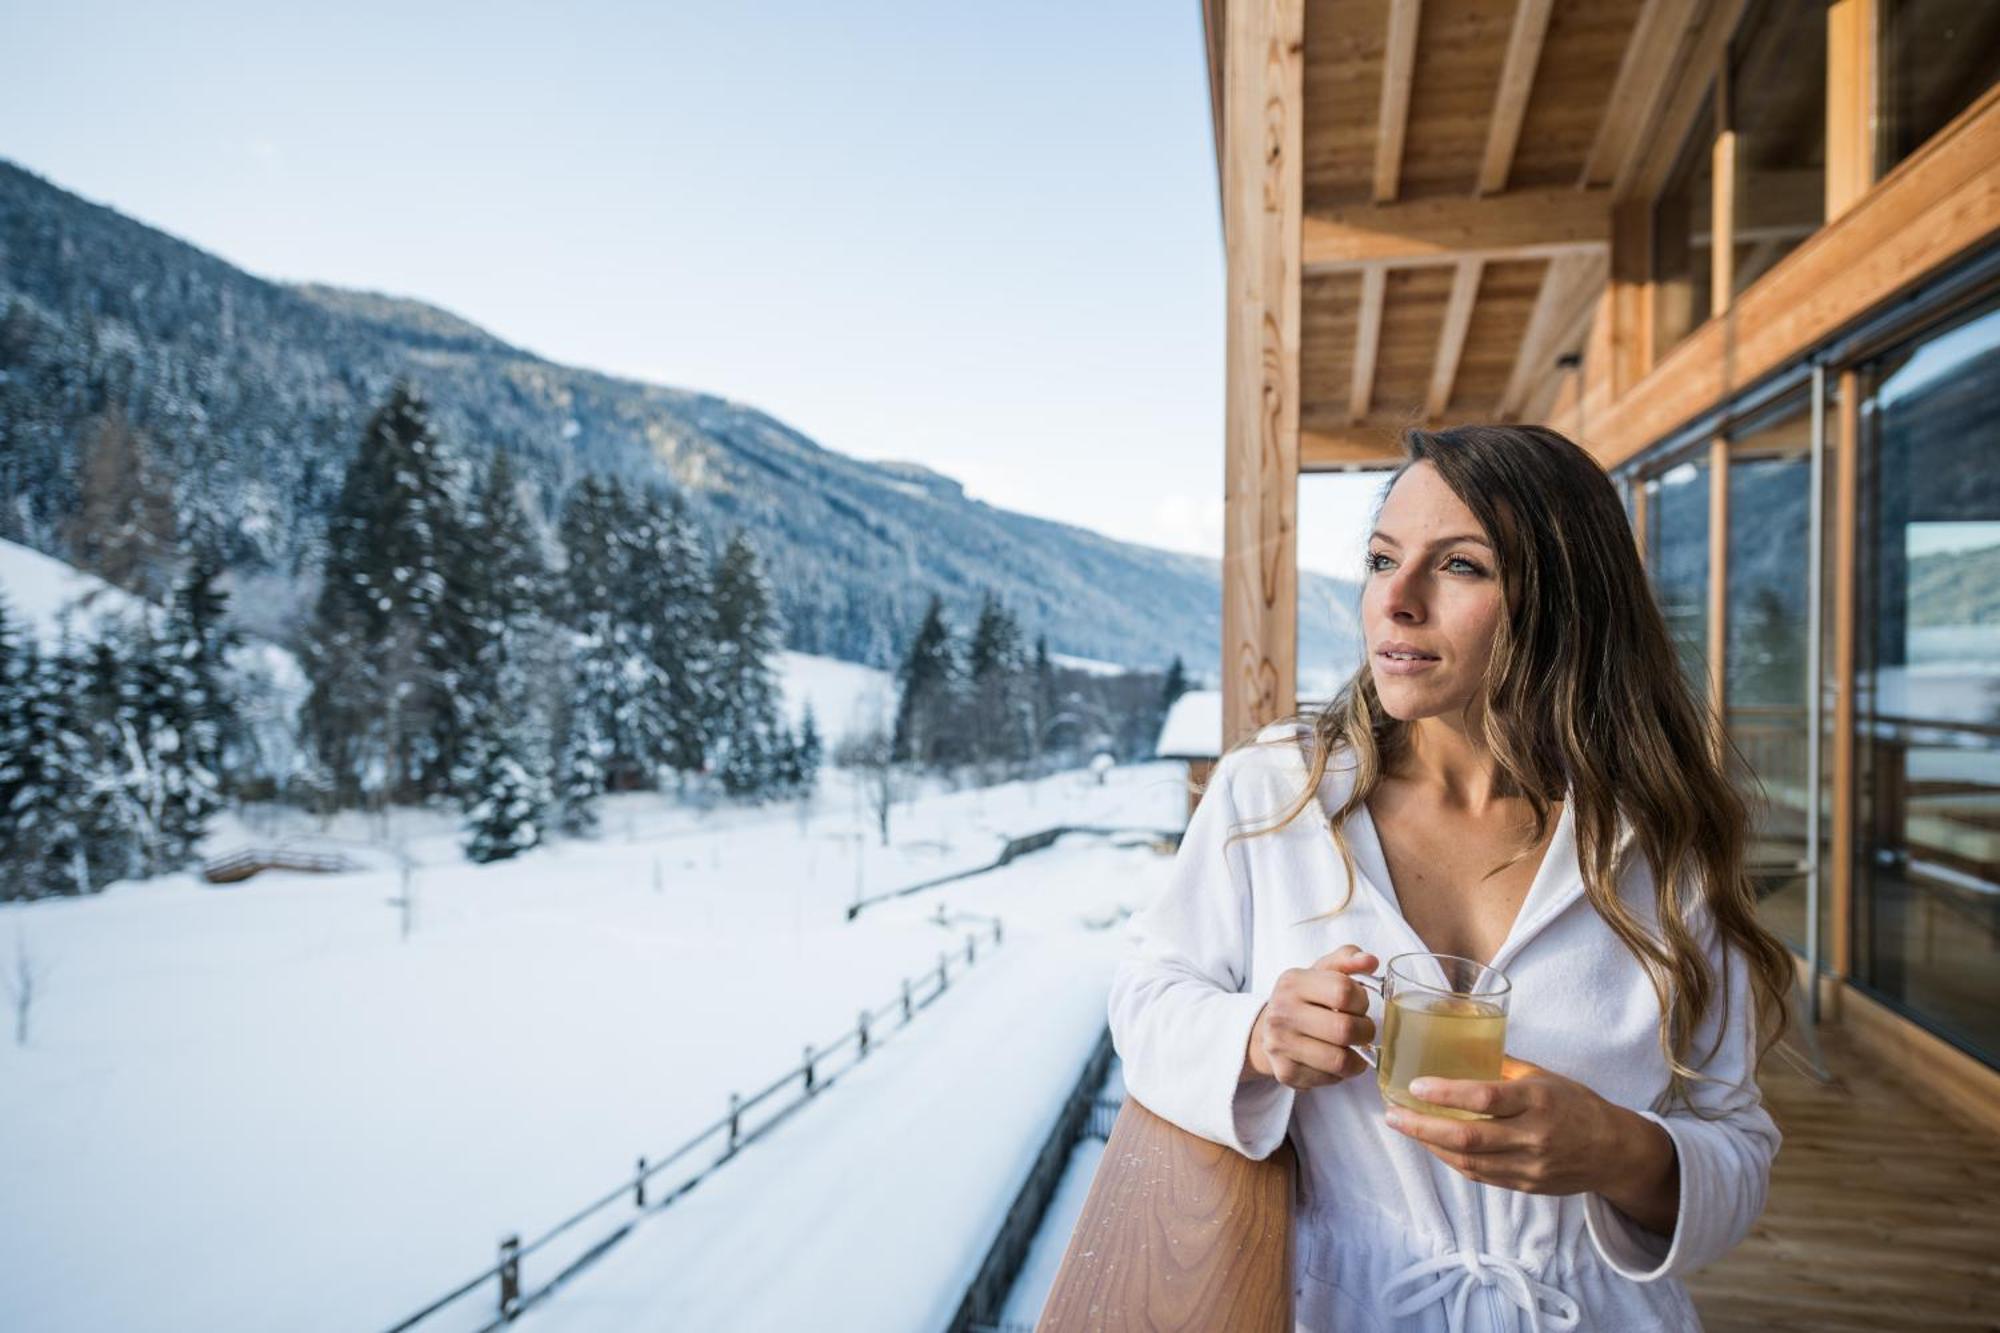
498;1234;521;1320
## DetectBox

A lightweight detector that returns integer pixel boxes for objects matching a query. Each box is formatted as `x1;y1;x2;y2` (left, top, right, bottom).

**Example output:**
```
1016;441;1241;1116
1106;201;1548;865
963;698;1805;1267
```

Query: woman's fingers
1268;1029;1370;1087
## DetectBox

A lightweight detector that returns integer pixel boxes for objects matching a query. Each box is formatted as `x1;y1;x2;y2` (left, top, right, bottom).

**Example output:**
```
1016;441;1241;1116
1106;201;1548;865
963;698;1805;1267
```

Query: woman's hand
1382;1056;1681;1236
1243;944;1379;1089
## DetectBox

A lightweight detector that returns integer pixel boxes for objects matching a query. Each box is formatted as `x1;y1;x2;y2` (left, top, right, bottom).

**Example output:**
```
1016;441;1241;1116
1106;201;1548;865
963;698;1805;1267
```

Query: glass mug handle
1348;973;1384;1070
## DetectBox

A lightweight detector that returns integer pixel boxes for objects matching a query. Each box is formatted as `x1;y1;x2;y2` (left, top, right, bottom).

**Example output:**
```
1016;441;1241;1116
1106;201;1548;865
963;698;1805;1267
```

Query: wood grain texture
1687;1026;2000;1330
1574;82;2000;467
1303;185;1610;270
1374;0;1423;202
1477;0;1555;194
1036;1098;1295;1333
1222;0;1304;750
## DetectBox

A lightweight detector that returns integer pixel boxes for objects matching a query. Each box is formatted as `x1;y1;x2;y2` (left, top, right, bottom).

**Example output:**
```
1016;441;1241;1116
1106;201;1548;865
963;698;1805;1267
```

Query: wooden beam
1374;0;1423;204
1350;266;1386;422
1203;0;1227;211
1426;259;1484;420
1711;71;1736;310
1478;0;1556;195
1301;426;1407;470
1500;252;1604;419
1826;0;1878;221
1580;82;2000;468
1617;0;1752;203
1609;198;1652;396
1829;368;1859;977
1582;0;1701;188
1221;0;1305;750
1303;186;1611;271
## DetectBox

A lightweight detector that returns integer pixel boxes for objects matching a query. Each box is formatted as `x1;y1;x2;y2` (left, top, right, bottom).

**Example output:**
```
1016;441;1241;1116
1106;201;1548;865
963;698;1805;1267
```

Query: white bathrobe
1107;722;1779;1332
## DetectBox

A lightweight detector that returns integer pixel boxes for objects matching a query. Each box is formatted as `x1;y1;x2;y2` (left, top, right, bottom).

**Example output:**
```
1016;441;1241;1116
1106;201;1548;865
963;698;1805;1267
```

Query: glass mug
1350;952;1512;1122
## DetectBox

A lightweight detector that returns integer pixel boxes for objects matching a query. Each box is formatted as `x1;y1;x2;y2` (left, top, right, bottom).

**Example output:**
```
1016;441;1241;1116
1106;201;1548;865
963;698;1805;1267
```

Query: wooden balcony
1037;1029;1998;1330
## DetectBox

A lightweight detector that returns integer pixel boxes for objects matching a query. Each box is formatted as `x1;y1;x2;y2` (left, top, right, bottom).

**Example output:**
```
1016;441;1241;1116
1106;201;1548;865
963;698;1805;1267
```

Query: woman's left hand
1383;1056;1678;1227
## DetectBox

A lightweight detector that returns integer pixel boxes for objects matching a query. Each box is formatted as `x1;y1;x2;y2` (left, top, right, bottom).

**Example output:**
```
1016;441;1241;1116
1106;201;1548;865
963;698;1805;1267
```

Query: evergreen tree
8;629;104;897
639;491;712;780
0;596;27;838
707;531;785;799
965;592;1030;778
1161;654;1190;710
158;560;234;852
300;382;467;806
893;594;959;769
1031;634;1058;766
793;703;822;795
558;477;662;791
454;453;554;859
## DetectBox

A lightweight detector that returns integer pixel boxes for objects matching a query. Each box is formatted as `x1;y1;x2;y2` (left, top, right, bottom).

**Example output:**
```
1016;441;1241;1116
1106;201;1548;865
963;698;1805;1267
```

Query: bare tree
9;928;45;1047
834;725;900;848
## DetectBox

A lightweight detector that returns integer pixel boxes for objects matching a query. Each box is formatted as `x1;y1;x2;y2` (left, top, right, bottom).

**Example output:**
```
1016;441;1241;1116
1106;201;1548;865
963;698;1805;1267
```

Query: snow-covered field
0;761;1190;1332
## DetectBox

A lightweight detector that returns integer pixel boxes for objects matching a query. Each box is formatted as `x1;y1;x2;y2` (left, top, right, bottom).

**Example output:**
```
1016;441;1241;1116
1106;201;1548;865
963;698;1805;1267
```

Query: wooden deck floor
1687;1029;2000;1331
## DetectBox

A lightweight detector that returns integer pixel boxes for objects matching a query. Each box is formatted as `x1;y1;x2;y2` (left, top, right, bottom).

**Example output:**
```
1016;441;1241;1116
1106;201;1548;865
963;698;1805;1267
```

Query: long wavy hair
1223;423;1793;1108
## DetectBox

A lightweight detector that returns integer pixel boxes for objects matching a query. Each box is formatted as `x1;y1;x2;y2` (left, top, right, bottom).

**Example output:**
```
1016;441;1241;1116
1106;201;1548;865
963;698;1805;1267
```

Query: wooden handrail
1037;1096;1294;1332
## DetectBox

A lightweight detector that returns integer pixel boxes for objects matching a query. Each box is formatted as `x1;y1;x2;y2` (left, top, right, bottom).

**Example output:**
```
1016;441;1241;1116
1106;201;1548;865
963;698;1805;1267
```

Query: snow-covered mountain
0;158;1363;673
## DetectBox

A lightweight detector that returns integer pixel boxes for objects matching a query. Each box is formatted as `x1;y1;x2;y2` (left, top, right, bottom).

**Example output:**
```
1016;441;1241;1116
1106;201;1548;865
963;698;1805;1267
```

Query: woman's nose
1381;567;1425;620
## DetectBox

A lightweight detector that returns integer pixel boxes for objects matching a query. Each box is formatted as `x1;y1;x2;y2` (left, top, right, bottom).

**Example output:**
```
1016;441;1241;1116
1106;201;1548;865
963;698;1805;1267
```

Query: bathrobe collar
1260;721;1637;976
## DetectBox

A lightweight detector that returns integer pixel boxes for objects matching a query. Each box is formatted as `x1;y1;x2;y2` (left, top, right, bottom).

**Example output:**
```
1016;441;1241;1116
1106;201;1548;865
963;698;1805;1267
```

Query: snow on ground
774;649;893;746
0;762;1188;1333
0;536;151;643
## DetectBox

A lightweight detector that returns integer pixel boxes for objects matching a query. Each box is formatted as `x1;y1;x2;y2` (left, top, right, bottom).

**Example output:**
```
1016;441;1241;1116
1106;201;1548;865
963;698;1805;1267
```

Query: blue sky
1;0;1378;580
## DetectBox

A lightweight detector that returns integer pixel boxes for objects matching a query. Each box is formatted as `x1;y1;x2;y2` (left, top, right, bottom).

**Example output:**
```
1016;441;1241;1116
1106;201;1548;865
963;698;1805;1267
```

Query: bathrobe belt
1382;1248;1583;1332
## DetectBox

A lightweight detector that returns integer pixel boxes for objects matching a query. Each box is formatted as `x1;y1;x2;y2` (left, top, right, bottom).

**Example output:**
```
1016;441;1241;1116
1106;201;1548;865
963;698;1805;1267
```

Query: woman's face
1360;461;1506;723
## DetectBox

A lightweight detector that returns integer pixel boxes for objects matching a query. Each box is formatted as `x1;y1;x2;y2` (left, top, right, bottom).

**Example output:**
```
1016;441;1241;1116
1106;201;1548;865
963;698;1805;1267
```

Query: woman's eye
1445;556;1485;575
1363;552;1389;572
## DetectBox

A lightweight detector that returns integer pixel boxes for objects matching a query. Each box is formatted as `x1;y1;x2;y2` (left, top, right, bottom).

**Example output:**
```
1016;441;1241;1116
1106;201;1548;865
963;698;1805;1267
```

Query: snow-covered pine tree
0;595;26;838
8;627;108;897
892;594;959;770
300;381;467;807
154;561;234;858
454;453;553;860
1160;654;1189;710
548;685;604;836
707;531;786;799
965;592;1031;780
558;476;654;792
1031;633;1057;769
633;490;711;783
793;702;822;795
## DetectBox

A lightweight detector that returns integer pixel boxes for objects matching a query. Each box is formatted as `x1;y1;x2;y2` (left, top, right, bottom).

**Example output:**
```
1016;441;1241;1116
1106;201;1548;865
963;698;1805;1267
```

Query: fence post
858;1009;871;1058
994;918;1003;948
967;932;977;965
902;977;913;1024
727;1092;741;1156
635;1156;647;1209
498;1234;521;1320
937;952;948;996
804;1044;816;1095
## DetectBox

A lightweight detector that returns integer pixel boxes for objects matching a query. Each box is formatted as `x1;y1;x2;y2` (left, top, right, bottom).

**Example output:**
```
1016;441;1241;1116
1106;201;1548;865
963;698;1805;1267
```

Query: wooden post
498;1234;521;1320
635;1156;647;1209
1829;369;1861;977
803;1044;816;1095
993;918;1003;948
727;1092;741;1155
1711;68;1735;310
858;1009;871;1058
1221;0;1304;750
902;977;913;1024
966;932;977;965
938;952;949;996
1825;0;1878;222
1707;435;1731;760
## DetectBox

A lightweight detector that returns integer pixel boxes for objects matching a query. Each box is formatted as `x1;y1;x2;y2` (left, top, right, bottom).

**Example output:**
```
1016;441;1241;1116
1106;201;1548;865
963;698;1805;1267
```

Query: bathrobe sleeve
1584;908;1782;1281
1106;751;1297;1160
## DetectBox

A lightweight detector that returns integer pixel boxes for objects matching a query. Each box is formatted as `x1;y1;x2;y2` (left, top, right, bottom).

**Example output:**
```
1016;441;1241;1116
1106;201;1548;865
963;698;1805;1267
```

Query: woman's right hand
1242;944;1379;1088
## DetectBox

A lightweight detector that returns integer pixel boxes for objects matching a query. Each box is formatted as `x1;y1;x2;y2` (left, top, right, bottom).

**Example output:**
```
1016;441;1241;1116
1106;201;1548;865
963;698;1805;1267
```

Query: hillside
0;158;1363;673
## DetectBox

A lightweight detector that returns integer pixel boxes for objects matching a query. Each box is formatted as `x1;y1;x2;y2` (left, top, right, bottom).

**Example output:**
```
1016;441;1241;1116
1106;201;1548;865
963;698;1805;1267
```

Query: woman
1107;424;1794;1331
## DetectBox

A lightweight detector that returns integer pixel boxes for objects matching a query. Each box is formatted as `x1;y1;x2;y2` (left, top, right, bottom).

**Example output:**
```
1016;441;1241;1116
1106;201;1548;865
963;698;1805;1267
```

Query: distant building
1153;689;1220;820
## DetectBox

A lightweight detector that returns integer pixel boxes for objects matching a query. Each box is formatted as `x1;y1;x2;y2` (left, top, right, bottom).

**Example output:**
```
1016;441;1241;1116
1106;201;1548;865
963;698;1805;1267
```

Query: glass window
1653;91;1716;357
1853;292;2000;1066
1729;0;1826;296
1645;458;1711;708
1880;0;2000;174
1724;396;1813;948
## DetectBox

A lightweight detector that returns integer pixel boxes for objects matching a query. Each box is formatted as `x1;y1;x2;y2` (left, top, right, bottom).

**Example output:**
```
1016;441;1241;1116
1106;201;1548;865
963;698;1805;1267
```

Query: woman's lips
1375;651;1441;676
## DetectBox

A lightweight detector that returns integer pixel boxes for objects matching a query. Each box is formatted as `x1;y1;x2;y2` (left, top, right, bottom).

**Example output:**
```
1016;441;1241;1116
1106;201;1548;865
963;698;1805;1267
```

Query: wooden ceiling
1206;0;1726;469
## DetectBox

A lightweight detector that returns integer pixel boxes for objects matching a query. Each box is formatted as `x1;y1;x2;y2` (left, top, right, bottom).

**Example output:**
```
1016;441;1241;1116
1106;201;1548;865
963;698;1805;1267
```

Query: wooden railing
200;847;358;883
1036;1098;1294;1332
